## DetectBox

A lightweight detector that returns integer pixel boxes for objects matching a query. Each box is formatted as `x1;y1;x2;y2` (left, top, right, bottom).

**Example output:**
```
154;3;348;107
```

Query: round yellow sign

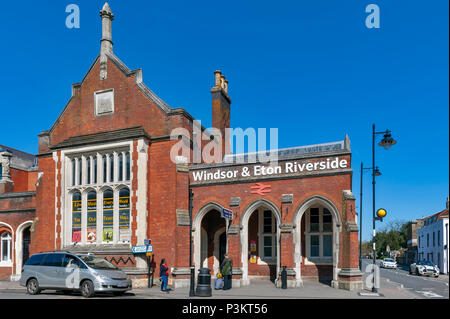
377;208;387;218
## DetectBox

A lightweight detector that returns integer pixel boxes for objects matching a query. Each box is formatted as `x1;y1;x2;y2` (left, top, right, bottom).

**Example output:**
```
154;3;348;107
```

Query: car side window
41;253;65;267
25;254;46;266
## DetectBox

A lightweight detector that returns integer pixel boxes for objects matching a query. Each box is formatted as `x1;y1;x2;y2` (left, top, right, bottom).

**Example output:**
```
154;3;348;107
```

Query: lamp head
378;132;397;150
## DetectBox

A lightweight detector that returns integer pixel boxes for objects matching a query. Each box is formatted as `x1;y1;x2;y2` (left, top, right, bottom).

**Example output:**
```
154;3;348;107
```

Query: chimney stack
211;70;231;159
99;2;114;80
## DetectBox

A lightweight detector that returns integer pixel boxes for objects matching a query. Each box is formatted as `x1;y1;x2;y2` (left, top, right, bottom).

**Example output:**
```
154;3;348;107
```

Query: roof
0;144;37;171
422;208;449;227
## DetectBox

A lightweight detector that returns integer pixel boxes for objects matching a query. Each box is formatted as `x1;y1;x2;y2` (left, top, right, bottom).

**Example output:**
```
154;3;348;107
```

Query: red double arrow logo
250;183;272;196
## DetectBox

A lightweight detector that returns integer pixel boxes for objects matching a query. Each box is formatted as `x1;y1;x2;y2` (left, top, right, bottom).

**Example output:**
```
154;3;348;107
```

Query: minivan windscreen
78;256;119;270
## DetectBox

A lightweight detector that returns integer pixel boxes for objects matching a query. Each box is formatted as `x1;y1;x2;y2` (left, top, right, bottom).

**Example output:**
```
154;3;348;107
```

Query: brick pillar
228;197;242;287
172;158;191;288
333;190;363;290
278;194;297;287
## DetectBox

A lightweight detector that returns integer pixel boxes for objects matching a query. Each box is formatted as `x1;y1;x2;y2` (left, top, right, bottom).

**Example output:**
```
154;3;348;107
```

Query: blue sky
0;0;448;240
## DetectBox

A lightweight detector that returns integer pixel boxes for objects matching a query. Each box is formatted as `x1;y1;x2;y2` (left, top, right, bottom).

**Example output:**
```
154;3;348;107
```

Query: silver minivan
20;252;132;297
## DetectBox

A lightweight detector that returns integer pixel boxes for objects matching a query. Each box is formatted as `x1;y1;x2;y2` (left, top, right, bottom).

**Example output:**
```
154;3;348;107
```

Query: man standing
220;254;233;290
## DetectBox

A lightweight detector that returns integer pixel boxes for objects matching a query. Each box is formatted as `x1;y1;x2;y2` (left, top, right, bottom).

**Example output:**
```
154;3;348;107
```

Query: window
41;254;64;267
126;152;131;181
310;208;319;232
438;230;441;246
1;232;12;263
93;157;97;184
119;188;131;243
72;191;82;243
258;209;277;262
427;234;429;247
103;189;114;243
306;207;333;261
25;254;45;266
118;153;124;181
110;154;114;182
78;158;82;186
87;157;91;184
310;235;320;257
433;232;435;247
103;155;107;183
87;191;97;243
71;158;76;186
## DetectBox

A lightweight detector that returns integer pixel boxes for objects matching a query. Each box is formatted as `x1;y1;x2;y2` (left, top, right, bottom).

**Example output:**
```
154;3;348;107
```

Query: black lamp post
360;163;381;270
371;124;397;293
189;188;195;297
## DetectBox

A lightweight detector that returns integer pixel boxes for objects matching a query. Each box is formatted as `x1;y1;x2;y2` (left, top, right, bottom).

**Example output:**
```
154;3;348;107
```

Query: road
361;259;449;299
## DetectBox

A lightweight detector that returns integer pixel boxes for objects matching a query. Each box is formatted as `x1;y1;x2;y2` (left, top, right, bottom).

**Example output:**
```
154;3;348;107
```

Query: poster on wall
103;229;113;242
250;240;257;252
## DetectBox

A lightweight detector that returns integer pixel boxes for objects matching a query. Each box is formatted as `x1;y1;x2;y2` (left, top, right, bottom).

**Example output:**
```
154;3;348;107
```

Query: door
39;253;65;288
22;227;31;266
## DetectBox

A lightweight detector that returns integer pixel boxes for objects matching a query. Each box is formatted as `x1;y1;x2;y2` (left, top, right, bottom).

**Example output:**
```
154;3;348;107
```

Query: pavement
0;276;425;299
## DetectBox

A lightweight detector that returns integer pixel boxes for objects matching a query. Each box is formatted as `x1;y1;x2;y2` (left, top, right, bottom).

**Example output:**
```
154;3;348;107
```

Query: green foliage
370;220;409;259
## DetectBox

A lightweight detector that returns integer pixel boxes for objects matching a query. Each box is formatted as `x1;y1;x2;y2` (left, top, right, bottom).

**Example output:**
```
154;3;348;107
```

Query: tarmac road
361;259;449;299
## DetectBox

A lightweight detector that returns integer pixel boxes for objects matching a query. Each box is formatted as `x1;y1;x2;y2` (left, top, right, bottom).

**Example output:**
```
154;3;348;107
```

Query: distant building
417;198;449;274
404;218;424;265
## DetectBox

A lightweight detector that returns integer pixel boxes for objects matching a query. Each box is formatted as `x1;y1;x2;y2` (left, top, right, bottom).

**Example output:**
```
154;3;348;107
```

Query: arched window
87;191;97;243
118;153;124;181
71;158;76;186
119;188;130;242
1;232;12;263
126;152;131;181
87;157;91;184
102;155;107;183
103;189;114;243
78;158;82;185
72;191;82;243
93;157;98;184
110;154;114;182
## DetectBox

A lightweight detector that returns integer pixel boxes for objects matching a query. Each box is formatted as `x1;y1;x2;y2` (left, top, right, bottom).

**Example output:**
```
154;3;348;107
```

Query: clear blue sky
0;1;448;240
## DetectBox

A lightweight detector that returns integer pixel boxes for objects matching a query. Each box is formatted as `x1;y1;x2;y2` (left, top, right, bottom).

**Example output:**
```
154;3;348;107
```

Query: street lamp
371;124;397;293
189;188;195;297
359;163;381;270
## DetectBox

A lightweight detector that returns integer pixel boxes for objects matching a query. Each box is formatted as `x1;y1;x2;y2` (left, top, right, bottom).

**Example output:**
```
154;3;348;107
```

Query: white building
417;198;449;274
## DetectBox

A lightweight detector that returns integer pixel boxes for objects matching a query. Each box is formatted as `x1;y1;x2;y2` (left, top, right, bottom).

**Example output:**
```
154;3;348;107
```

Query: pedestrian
220;253;233;290
160;258;169;293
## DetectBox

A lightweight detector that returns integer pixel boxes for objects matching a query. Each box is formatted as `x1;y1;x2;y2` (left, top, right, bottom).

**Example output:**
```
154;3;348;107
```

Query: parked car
380;258;397;269
20;252;132;297
409;260;440;277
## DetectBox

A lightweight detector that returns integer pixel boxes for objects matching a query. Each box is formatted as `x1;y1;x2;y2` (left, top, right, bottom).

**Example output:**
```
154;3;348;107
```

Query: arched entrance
293;196;342;287
240;199;281;286
194;203;227;276
14;221;33;279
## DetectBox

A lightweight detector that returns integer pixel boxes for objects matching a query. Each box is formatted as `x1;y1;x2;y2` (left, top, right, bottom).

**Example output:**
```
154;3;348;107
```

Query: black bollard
195;268;212;297
281;266;287;289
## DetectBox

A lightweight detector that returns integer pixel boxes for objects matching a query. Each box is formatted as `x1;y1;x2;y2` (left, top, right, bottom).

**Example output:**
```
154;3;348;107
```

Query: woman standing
159;258;169;293
220;253;233;290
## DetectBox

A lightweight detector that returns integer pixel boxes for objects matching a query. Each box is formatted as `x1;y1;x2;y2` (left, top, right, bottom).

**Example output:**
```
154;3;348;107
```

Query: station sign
221;207;233;220
131;245;153;254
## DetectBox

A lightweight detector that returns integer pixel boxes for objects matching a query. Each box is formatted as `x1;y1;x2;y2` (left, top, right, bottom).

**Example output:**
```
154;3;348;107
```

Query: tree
371;220;409;259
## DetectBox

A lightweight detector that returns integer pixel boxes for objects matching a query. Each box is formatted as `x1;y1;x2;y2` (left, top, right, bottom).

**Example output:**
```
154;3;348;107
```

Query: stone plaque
176;209;190;226
95;89;114;115
227;225;240;235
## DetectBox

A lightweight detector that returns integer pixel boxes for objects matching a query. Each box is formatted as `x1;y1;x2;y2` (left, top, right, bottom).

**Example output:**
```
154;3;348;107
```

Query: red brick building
2;3;363;290
0;146;38;280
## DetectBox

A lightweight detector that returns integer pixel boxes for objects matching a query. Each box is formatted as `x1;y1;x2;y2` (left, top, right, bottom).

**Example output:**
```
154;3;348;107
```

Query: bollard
195;268;212;297
281;266;287;289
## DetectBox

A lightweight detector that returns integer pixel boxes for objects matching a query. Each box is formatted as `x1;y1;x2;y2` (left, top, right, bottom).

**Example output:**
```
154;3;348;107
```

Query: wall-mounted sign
250;183;271;196
131;245;153;254
191;156;349;184
221;207;233;220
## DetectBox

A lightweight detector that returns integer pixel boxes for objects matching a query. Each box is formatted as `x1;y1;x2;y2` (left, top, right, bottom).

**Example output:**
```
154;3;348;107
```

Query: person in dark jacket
159;258;169;293
220;253;233;290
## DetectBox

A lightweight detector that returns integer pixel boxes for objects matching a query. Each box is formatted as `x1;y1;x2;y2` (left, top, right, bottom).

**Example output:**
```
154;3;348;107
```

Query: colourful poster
250;240;257;252
103;229;113;242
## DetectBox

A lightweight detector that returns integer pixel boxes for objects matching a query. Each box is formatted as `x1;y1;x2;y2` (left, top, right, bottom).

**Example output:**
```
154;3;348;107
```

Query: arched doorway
240;199;281;285
194;203;227;276
293;196;342;287
14;221;33;280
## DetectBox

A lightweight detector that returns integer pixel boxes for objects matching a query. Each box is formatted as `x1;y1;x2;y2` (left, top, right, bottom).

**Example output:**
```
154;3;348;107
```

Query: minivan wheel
80;280;95;298
27;278;41;295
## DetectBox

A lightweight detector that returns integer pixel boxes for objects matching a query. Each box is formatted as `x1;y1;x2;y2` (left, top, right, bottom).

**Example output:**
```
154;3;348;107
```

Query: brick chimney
211;70;231;159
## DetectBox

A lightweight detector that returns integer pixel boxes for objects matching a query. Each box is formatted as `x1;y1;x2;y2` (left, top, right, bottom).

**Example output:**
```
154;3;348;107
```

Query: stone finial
0;149;13;181
99;2;114;80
